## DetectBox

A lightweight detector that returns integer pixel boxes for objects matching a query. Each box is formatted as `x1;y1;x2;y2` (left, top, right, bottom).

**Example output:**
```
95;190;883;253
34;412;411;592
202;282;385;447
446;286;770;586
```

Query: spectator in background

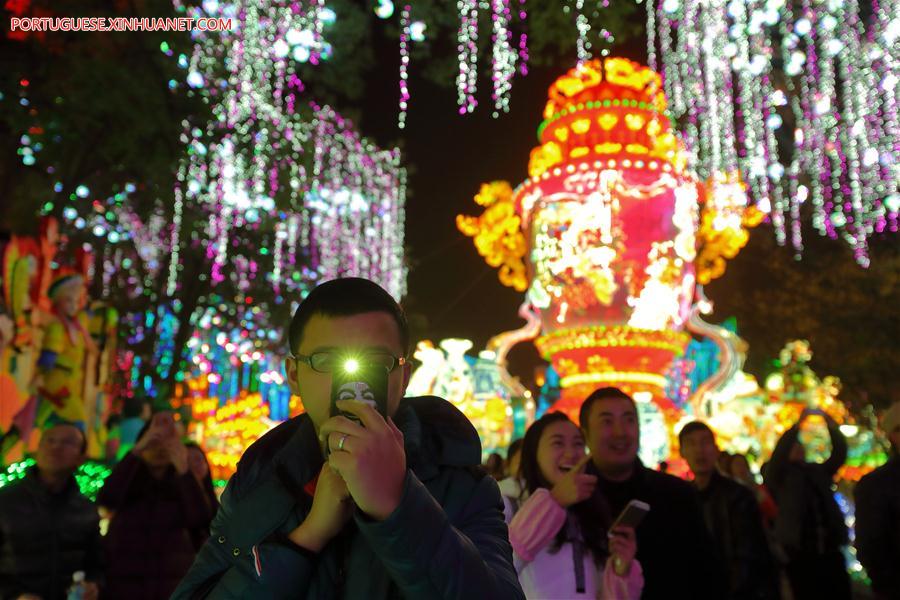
717;451;734;477
507;412;643;599
854;402;900;600
729;453;778;529
580;387;727;599
505;438;523;481
0;423;102;600
104;414;122;462
765;408;850;600
484;452;505;480
186;442;219;548
679;421;780;600
498;438;524;520
186;442;219;511
98;411;214;600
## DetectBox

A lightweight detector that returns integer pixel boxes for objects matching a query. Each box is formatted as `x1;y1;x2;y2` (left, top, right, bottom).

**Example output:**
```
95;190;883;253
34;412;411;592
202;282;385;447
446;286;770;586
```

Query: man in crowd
679;421;780;599
174;278;522;598
498;438;523;521
580;387;726;599
854;402;900;600
765;408;850;599
0;422;102;599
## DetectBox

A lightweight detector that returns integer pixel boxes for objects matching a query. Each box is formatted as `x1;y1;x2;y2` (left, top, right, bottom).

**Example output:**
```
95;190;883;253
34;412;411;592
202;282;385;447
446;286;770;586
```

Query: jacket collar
395;396;482;480
589;457;648;485
272;414;324;495
24;466;79;499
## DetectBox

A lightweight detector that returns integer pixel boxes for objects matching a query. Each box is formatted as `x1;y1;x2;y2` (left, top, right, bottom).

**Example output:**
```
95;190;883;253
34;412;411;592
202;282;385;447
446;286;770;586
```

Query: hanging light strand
456;0;479;114
491;0;517;117
398;5;411;129
645;0;898;265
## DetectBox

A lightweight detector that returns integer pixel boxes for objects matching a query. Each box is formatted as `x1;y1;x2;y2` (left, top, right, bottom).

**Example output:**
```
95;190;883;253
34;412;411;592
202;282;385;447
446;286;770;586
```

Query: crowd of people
491;401;900;600
0;414;217;599
0;277;897;599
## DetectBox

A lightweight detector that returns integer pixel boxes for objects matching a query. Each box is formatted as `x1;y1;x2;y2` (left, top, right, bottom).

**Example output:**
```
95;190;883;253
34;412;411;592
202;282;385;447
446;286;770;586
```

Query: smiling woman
506;411;644;599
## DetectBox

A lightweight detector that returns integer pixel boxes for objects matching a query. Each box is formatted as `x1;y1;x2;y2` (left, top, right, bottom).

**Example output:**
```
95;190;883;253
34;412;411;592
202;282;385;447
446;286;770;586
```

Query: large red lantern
462;58;707;423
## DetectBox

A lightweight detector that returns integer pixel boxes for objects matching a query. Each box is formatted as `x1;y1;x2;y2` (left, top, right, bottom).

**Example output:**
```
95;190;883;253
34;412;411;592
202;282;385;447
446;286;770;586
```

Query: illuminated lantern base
535;325;689;423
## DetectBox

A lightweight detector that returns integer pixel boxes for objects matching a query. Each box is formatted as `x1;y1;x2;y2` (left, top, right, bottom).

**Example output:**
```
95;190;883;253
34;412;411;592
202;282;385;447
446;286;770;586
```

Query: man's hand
319;400;407;521
550;454;596;508
608;526;637;576
288;464;352;552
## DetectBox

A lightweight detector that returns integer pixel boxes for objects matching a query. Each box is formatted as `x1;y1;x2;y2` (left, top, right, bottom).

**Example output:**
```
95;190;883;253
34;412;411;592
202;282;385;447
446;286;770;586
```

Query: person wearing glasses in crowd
0;422;103;600
173;278;523;599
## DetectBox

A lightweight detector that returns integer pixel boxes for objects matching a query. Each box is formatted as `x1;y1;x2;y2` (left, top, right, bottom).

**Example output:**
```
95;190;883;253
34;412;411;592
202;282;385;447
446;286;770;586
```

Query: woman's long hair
518;412;611;564
185;442;218;510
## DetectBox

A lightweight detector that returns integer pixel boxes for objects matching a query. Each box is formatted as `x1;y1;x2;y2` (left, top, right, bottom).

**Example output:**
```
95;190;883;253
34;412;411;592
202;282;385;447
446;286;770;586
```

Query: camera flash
343;358;360;374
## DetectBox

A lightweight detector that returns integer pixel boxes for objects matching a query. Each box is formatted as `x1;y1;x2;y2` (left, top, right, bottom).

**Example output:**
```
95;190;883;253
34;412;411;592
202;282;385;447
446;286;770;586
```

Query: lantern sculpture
460;58;733;423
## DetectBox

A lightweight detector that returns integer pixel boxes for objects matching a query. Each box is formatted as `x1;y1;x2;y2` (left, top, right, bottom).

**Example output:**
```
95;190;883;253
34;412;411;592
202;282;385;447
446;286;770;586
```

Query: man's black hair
678;420;715;447
578;386;636;428
287;277;409;357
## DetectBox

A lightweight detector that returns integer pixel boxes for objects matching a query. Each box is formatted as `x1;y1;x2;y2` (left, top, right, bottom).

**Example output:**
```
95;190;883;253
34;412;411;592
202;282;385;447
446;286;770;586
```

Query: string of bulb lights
643;0;898;265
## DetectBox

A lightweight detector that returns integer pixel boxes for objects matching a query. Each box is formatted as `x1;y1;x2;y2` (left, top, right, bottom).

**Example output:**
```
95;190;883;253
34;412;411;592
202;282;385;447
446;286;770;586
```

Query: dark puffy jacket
854;456;900;599
696;471;780;600
172;396;524;599
97;453;214;600
765;421;848;559
0;468;102;600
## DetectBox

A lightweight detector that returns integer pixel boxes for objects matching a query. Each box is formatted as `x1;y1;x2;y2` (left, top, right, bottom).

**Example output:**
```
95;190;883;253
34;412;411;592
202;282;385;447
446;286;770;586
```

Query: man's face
285;311;411;432
36;424;84;474
583;396;639;477
680;429;719;478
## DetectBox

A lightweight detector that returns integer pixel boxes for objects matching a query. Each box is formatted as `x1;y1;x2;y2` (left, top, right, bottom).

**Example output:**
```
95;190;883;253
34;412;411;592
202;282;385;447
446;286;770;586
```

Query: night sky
352;28;650;391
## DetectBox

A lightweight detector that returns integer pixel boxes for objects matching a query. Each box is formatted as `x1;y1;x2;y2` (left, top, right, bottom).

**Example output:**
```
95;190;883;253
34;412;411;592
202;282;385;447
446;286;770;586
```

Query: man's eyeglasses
291;351;406;374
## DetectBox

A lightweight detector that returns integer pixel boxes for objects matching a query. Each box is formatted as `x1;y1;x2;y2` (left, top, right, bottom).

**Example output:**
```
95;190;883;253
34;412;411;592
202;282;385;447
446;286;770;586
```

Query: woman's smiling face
536;419;587;487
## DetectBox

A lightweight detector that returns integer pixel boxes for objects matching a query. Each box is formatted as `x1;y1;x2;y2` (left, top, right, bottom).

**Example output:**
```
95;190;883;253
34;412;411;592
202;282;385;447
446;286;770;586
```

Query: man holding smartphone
173;278;523;599
579;387;727;599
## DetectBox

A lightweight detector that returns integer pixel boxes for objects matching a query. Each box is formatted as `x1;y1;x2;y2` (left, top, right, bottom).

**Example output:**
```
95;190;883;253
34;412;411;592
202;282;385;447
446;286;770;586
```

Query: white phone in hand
610;499;650;530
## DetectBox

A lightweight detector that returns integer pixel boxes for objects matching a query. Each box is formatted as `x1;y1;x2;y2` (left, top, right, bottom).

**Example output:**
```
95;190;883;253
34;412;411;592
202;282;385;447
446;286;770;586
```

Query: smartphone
610;499;650;530
329;359;389;422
